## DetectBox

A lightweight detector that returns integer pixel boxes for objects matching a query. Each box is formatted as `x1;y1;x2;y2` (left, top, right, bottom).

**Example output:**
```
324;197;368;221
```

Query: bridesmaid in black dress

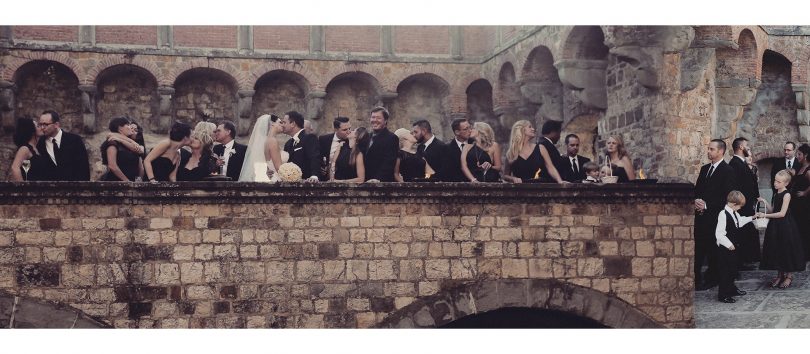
333;127;370;183
790;144;810;260
503;120;564;183
100;117;142;181
178;130;218;181
393;128;425;182
9;118;45;181
461;122;502;182
604;135;635;182
144;122;191;182
757;170;806;288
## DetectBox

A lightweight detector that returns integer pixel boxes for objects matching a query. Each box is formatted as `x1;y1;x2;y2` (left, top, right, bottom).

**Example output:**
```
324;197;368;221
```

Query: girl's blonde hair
393;128;412;150
776;169;793;184
506;120;532;163
474;122;495;149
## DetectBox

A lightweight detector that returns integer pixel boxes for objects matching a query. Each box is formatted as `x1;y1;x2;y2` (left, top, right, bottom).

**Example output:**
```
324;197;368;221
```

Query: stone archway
495;63;522;133
521;45;564;124
251;70;309;134
715;29;760;141
172;67;239;127
95;64;160;134
322;72;382;129
390;73;451;140
0;291;110;328
466;79;502;141
376;278;662;328
557;26;609;118
13;60;83;134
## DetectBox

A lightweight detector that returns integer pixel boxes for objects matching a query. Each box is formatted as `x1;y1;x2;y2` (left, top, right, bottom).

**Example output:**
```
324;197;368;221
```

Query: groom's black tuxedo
36;130;90;181
213;142;247;181
284;130;320;179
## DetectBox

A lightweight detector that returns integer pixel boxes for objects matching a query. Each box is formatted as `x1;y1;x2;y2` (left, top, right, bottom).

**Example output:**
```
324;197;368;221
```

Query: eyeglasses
37;122;55;128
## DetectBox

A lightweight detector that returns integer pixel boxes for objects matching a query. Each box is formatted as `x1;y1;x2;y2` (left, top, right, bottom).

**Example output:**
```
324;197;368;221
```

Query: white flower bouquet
278;162;303;182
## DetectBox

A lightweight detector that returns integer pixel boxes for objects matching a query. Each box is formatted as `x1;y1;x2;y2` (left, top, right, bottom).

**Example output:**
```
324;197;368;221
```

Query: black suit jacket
213;142;247;181
561;154;591;182
283;131;321;179
695;161;736;235
419;137;446;179
728;156;759;216
539;137;563;182
36;130;90;181
771;157;797;191
364;128;399;182
441;139;467;182
319;133;352;180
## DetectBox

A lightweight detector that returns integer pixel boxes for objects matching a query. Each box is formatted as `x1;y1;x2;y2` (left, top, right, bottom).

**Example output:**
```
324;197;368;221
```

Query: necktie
572;157;579;175
460;142;465;150
788;160;792;169
733;213;739;228
52;138;60;164
706;165;715;179
417;144;426;158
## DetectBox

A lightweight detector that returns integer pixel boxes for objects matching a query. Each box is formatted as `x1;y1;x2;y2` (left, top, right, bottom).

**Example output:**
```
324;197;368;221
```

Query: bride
238;114;288;182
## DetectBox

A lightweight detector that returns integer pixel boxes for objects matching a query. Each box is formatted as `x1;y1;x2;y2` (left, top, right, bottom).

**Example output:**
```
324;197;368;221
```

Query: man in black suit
319;116;352;181
538;120;564;183
771;141;798;193
694;139;736;290
36;110;90;181
729;137;761;269
411;119;445;179
440;118;472;182
281;111;320;182
213;120;247;181
560;133;591;182
364;107;399;182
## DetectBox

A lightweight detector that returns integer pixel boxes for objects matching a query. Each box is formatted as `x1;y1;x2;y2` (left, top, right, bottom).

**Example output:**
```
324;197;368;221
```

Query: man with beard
412;119;445;179
729;137;760;270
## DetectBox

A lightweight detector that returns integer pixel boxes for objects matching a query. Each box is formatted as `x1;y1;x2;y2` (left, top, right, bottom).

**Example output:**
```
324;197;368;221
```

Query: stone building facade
1;26;809;184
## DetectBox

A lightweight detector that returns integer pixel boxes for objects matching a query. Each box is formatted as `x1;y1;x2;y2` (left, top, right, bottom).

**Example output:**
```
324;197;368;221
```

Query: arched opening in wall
714;29;759;140
716;29;758;89
558;26;608;136
252;70;309;134
439;307;608;328
390;73;450;140
172;68;238;126
13;60;83;134
466;79;502;140
496;62;522;133
0;292;110;328
743;50;797;200
95;64;159;134
322;72;381;129
563;113;600;160
520;46;564;126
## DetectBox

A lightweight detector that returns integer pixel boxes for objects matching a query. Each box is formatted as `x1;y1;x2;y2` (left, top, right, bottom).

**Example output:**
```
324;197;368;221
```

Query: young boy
715;190;754;303
582;162;601;183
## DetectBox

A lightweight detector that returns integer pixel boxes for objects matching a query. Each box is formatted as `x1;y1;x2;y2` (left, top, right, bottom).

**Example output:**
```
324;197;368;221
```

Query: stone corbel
0;80;16;133
237;90;255;137
305;90;327;120
610;46;659;89
554;59;608;110
793;85;810;142
78;85;97;134
380;91;398;109
157;86;175;134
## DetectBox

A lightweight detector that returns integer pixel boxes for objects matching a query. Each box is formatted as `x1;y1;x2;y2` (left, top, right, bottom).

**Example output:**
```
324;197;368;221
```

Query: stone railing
0;182;695;328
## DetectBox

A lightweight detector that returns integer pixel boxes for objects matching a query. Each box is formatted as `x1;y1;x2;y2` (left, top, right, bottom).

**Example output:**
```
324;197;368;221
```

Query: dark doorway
438;307;608;328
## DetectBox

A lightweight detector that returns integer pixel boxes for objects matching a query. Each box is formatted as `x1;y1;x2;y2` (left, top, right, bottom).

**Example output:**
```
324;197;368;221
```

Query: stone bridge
0;182;694;328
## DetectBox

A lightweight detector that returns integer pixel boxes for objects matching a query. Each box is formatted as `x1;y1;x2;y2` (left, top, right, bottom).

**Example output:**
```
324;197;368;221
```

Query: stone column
0;80;15;133
78;85;97;134
0;26;12;46
78;26;95;47
450;26;463;60
306;90;327;120
380;91;398;109
237;90;255;137
381;26;394;57
795;84;810;142
310;26;324;55
238;26;253;54
157;86;175;133
158;26;173;49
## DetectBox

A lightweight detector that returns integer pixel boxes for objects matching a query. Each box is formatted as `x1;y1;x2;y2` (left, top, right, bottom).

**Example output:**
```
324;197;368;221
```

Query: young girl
756;169;806;288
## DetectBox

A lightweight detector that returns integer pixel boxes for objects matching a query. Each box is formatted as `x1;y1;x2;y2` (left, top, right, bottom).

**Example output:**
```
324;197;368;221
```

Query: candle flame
533;168;542;179
638;168;646;179
425;173;432;179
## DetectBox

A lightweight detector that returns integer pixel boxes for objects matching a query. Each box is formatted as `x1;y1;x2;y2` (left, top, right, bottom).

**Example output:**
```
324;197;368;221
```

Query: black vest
723;210;741;246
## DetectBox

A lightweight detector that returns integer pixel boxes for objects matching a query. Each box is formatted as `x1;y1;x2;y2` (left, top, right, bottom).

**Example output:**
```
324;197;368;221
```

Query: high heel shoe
779;276;793;289
770;276;783;288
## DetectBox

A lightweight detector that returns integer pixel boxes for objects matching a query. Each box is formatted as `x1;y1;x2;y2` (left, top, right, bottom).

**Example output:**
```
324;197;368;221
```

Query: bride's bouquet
277;162;303;182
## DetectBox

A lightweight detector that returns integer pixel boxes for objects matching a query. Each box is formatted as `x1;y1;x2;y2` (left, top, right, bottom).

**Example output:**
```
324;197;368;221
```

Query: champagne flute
21;159;31;180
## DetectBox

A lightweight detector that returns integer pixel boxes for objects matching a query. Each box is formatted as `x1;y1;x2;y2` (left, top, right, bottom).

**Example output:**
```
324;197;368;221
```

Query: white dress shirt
715;205;753;249
329;134;344;180
45;129;63;164
422;135;436;150
221;139;235;175
569;155;579;172
786;157;796;169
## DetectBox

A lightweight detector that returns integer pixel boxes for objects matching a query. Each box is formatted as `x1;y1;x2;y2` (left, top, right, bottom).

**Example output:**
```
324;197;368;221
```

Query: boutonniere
228;149;236;157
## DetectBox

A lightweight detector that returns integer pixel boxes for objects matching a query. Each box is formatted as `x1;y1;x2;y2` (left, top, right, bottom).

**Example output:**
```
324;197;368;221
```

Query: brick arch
86;57;163;86
519;45;561;83
247;61;317;93
165;58;211;87
716;28;760;87
389;64;453;94
375;279;662;328
395;72;451;97
4;52;83;83
561;25;610;61
322;63;386;93
0;291;110;328
766;39;808;86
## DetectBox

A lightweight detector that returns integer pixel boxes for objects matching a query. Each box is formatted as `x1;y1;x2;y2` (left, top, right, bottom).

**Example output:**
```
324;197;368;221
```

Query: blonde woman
604;135;635;182
461;122;502;182
193;121;217;142
393;128;425;182
178;128;218;181
502;120;564;184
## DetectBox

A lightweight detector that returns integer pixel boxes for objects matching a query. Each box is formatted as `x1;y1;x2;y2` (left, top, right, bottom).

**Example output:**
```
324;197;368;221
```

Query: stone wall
0;182;694;328
743;51;799;157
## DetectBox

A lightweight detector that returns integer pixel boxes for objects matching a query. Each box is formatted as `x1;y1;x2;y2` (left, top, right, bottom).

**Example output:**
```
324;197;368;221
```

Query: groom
282;111;320;182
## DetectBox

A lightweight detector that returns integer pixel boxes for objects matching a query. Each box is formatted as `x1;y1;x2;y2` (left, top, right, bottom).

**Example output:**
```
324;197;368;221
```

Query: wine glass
21;160;31;180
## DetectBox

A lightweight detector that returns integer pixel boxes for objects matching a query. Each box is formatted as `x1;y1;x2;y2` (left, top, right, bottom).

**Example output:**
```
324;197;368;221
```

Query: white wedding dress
238;115;288;183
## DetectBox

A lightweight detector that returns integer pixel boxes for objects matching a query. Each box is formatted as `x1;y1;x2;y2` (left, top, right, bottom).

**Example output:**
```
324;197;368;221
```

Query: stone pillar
0;26;12;46
306;90;327;120
78;26;95;47
450;26;463;60
0;80;15;133
158;26;173;49
238;26;253;54
795;84;810;142
310;26;324;54
380;91;398;109
78;85;97;134
237;90;255;137
157;86;175;133
381;26;394;57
